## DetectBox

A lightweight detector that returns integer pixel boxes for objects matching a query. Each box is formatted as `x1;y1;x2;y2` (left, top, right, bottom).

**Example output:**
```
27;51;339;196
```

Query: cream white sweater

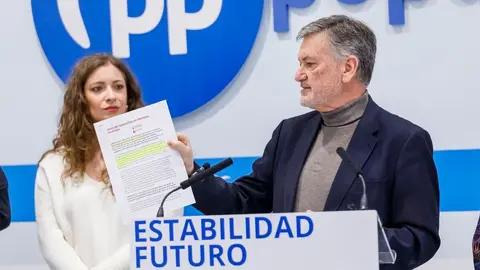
34;152;183;270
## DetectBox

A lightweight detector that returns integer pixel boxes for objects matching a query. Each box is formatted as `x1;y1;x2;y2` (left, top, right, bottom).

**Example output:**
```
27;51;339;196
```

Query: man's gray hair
297;15;377;85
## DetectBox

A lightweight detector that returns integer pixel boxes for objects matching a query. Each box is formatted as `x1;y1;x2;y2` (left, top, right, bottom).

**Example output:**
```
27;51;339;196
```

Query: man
0;167;11;231
170;15;440;269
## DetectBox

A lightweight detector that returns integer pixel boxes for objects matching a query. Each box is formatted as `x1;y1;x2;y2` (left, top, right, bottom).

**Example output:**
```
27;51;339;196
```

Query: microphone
156;158;233;217
180;158;233;189
191;163;211;177
336;147;368;210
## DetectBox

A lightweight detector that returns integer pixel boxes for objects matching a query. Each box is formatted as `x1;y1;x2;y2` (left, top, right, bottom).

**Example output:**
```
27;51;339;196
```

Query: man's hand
168;133;195;176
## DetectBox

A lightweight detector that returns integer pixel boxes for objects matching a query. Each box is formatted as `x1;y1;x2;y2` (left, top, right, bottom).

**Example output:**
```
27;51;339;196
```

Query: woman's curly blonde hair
40;53;145;184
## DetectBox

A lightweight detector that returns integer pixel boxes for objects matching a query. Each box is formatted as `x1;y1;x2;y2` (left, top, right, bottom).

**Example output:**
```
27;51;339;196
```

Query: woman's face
84;63;128;122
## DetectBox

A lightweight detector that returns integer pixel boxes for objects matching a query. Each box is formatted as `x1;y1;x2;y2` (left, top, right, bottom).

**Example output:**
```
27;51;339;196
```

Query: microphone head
220;158;233;166
336;147;362;175
180;158;233;190
336;147;346;156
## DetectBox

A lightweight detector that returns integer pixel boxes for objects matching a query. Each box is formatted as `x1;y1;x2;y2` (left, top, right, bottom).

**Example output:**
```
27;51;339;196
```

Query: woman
34;53;183;270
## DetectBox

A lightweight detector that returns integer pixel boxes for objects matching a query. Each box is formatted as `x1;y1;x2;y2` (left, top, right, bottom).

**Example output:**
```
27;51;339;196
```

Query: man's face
295;32;344;112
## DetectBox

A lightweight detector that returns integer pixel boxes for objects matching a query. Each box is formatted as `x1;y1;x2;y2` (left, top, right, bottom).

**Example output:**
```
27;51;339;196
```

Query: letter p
273;0;315;32
110;0;164;58
339;0;406;25
167;0;223;55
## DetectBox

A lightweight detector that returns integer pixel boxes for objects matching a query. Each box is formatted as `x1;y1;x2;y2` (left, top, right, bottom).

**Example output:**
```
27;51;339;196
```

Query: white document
94;100;195;223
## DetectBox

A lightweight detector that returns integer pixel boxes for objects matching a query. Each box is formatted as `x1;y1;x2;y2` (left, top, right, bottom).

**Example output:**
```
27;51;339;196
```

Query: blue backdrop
4;148;480;222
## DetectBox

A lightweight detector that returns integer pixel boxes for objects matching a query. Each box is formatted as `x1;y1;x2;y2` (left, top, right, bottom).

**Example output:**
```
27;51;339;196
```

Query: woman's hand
168;133;195;176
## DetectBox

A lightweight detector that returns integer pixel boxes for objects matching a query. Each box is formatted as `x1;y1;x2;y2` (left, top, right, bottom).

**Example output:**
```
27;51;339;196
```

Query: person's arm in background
35;166;89;270
0;167;11;231
384;128;441;269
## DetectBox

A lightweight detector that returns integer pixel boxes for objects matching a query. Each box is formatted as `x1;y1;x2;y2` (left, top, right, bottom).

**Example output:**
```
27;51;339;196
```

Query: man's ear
342;55;359;83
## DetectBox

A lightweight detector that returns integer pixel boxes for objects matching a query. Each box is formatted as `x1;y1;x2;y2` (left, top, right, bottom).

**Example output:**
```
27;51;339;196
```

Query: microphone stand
156;163;210;218
357;174;368;210
156;186;182;218
336;147;368;210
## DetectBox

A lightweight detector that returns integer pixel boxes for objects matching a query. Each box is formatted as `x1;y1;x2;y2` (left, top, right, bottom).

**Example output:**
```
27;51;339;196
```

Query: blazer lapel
324;98;379;211
284;113;322;212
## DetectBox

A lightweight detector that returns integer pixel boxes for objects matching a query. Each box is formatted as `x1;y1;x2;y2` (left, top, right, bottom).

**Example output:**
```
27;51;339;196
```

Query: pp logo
31;0;264;118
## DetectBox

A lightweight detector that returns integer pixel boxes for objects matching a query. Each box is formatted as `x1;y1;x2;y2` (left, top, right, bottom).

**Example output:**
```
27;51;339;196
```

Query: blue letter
338;0;406;25
274;216;294;238
388;0;405;25
135;220;147;242
245;217;251;239
201;218;216;240
171;245;185;267
209;245;225;266
188;245;205;267
151;246;167;267
135;246;147;268
227;244;247;266
163;219;179;241
338;0;365;4
149;220;162;242
255;217;272;239
219;218;226;240
296;215;314;237
273;0;315;32
229;217;242;240
181;219;199;241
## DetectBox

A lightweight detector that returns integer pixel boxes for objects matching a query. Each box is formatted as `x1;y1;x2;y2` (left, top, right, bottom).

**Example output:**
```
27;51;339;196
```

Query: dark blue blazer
0;167;10;231
192;96;440;269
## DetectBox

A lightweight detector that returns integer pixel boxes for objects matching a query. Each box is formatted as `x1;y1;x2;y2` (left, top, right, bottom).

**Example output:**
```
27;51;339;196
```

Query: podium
131;210;396;269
